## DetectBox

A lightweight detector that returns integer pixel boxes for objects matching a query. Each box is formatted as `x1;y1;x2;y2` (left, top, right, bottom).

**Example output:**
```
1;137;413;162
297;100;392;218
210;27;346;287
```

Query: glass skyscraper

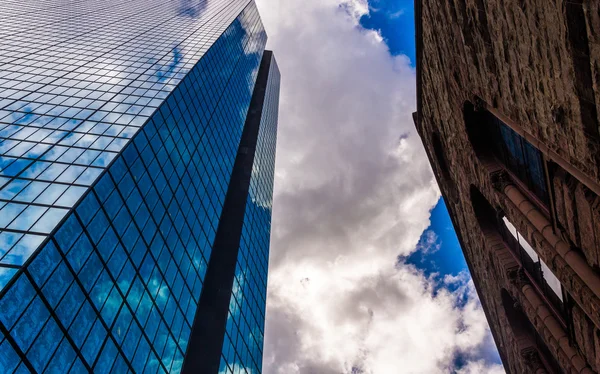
0;1;279;373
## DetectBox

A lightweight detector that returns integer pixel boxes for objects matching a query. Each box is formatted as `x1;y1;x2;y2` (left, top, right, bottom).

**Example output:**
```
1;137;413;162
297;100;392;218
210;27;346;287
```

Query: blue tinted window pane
42;262;73;307
81;320;106;365
0;275;35;329
27;319;62;372
45;339;77;374
0;267;18;292
13;363;30;374
145;352;161;374
110;355;129;374
27;241;60;287
94;338;117;374
113;308;133;345
90;270;113;310
54;215;83;253
122;322;142;359
132;337;150;373
100;288;122;326
69;358;86;374
56;283;85;328
0;340;21;373
12;297;49;351
88;211;109;245
69;302;95;348
76;193;101;227
66;234;94;274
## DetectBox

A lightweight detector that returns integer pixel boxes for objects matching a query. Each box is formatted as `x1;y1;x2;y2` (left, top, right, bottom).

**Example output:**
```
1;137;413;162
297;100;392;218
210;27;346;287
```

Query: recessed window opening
464;102;550;207
500;217;564;306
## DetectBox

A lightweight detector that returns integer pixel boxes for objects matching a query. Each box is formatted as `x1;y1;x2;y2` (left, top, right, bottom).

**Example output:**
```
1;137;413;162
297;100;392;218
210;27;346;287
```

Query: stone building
414;1;600;373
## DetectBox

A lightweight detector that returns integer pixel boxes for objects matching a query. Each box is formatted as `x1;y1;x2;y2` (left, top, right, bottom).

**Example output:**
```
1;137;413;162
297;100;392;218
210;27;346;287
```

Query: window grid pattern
0;1;268;373
220;55;280;374
0;0;253;282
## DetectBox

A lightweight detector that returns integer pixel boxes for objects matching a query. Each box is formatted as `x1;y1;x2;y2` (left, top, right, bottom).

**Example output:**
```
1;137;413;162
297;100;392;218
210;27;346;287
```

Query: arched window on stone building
464;102;550;209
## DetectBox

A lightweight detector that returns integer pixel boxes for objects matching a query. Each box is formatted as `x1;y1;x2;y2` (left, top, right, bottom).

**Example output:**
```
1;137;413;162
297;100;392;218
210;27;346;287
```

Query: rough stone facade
416;1;600;373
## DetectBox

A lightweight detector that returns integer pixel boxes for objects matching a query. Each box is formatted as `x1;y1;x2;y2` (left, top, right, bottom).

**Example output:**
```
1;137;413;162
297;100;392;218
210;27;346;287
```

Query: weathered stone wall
418;0;600;373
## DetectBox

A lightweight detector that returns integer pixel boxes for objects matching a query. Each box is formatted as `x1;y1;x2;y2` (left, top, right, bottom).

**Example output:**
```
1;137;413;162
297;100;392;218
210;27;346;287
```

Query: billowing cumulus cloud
255;0;504;373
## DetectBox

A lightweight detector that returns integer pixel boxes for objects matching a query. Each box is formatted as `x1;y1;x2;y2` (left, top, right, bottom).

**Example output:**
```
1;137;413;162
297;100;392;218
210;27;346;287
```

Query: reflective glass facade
220;54;279;374
0;1;278;373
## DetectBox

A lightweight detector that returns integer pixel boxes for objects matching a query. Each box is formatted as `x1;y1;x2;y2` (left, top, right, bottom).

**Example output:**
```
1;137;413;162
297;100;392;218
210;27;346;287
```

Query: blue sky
405;198;468;278
359;0;416;63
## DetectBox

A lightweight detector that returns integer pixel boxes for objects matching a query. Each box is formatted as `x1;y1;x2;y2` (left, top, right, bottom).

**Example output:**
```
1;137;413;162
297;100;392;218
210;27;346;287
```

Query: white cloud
388;9;406;19
255;0;503;373
416;229;442;255
340;0;370;21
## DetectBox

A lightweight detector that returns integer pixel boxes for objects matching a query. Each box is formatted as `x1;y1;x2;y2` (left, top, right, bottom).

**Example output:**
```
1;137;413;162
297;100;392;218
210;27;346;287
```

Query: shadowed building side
415;0;600;373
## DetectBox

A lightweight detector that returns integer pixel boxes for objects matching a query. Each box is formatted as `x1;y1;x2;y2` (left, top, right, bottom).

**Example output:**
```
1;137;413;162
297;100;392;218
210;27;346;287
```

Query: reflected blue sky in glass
0;0;257;288
0;0;270;371
155;48;183;83
0;268;18;291
178;0;207;19
220;54;279;374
